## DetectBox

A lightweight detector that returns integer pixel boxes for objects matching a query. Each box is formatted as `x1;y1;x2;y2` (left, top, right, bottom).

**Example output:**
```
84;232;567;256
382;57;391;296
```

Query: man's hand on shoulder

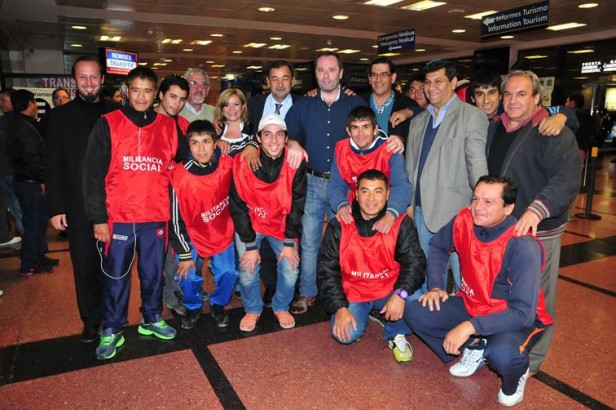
373;212;395;234
389;108;414;129
381;292;406;321
418;288;449;311
333;307;357;343
286;139;308;169
241;145;261;171
216;139;231;156
336;204;353;224
538;112;566;136
514;209;541;237
386;134;405;154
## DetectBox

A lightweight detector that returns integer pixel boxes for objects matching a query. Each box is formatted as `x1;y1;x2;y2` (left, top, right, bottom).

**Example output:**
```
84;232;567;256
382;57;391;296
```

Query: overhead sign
377;29;415;55
581;59;616;74
105;48;138;75
481;1;549;38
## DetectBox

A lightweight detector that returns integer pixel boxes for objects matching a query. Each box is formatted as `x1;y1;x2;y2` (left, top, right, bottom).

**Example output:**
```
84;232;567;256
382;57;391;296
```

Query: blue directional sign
481;1;550;38
378;29;415;55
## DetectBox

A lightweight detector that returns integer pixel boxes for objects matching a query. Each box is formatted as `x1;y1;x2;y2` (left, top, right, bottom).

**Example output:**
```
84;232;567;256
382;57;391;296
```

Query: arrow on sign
484;16;495;25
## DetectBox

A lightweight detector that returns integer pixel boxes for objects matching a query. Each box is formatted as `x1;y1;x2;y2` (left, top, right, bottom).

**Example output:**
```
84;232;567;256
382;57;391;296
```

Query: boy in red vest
405;175;552;407
168;120;237;329
83;67;178;360
318;169;425;364
230;113;306;332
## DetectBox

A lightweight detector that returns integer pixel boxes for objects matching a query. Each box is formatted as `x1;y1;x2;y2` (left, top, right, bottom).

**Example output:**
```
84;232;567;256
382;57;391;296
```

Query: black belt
307;168;330;179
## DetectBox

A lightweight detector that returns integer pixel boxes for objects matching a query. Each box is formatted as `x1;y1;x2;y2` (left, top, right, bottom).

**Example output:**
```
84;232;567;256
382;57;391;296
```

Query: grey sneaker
166;300;187;316
138;315;177;340
449;338;486;377
95;328;125;360
498;368;530;407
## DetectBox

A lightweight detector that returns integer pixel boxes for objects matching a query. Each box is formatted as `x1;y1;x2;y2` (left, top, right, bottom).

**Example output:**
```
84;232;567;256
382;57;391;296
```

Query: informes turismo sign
481;1;549;39
377;29;415;55
104;48;138;76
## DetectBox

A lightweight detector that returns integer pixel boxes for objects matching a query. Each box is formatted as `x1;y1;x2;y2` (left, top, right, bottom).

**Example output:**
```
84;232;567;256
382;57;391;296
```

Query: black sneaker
368;309;386;327
21;263;54;276
81;325;100;344
211;304;229;328
41;255;60;266
181;309;202;330
263;287;274;308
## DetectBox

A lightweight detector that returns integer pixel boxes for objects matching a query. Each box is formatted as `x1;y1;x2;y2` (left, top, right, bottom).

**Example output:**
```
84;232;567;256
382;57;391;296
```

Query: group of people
0;50;584;407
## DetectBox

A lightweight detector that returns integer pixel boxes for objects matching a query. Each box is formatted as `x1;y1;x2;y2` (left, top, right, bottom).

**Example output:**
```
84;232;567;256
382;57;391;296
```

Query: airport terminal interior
1;0;616;408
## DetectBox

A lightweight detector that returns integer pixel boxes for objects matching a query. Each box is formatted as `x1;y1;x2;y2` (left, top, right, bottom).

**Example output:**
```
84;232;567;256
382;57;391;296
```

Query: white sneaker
449;339;486;377
388;334;413;364
498;368;530;407
0;236;21;247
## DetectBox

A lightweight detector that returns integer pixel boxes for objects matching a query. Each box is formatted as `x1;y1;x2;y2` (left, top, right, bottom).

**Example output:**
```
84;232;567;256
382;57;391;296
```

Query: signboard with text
378;29;415;55
105;48;138;75
481;1;549;38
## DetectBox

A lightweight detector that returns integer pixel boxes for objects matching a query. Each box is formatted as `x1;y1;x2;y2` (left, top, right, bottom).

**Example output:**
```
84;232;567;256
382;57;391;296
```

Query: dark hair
126;67;158;88
101;85;120;100
159;74;189;96
0;87;15;97
470;69;502;94
315;51;342;69
347;105;377;127
475;175;517;205
567;92;584;108
52;87;69;100
369;57;395;75
408;73;425;83
357;169;389;188
71;56;103;78
267;60;294;77
186;120;217;140
423;59;457;81
11;89;35;112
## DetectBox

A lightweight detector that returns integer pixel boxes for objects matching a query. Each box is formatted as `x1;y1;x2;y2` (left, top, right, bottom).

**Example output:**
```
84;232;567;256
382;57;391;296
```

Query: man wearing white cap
230;113;307;332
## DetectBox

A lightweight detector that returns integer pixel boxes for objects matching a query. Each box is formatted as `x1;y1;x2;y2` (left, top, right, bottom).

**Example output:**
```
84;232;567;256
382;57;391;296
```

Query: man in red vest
83;67;179;360
230;113;306;332
405;175;552;407
318;169;425;364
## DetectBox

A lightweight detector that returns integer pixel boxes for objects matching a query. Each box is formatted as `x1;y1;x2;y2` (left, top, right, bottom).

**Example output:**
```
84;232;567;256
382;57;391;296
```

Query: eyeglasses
368;72;392;80
189;80;209;88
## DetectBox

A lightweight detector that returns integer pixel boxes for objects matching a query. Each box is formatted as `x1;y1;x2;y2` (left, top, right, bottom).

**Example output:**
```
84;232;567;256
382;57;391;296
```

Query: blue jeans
236;233;299;314
299;174;335;297
415;206;460;292
330;292;414;344
0;175;24;235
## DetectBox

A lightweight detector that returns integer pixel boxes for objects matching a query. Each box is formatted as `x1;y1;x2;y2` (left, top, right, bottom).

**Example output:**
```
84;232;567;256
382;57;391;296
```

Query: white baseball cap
258;112;287;132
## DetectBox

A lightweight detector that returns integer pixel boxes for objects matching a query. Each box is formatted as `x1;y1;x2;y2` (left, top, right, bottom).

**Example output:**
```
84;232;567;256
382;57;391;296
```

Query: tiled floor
1;153;615;409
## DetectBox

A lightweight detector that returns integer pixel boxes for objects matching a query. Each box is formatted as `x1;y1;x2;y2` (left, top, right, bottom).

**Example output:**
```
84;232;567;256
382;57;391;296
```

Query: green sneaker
95;329;125;360
138;314;177;340
388;334;413;364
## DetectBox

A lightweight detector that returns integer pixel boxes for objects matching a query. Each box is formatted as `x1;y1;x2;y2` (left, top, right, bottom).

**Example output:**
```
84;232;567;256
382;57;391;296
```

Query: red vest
339;215;405;302
335;139;393;203
177;115;189;135
453;208;552;325
169;156;234;257
232;149;297;241
103;110;177;223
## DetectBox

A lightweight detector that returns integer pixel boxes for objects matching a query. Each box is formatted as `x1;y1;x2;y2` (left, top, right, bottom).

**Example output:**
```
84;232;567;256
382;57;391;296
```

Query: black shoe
234;290;242;300
263;287;274;308
41;255;60;266
181;309;202;330
21;263;54;276
81;326;100;344
211;304;229;328
368;309;386;328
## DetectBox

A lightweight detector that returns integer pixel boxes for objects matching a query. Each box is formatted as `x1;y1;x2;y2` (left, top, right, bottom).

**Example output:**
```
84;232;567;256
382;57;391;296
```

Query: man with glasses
180;68;215;123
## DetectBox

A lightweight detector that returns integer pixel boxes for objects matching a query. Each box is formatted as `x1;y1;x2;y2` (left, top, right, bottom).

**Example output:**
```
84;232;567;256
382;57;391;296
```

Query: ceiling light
151;67;158;70
211;33;224;37
211;64;225;68
71;25;87;30
316;47;339;52
269;44;291;49
464;10;497;20
100;35;121;41
138;62;148;66
244;43;267;48
333;15;349;20
153;62;167;66
379;52;401;57
270;36;282;40
162;59;173;62
501;35;514;39
525;55;548;59
182;48;193;52
401;1;446;11
451;29;466;33
232;50;243;54
247;65;262;69
206;60;215;64
546;22;587;31
209;76;218;79
171;39;182;44
258;7;275;12
372;45;378;48
70;44;82;48
415;48;426;52
191;40;212;46
364;0;404;6
339;49;360;54
360;58;369;61
568;49;595;54
578;3;598;8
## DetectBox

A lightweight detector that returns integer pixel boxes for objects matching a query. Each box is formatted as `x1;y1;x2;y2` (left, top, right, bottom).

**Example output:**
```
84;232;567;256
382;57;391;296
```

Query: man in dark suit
45;56;119;343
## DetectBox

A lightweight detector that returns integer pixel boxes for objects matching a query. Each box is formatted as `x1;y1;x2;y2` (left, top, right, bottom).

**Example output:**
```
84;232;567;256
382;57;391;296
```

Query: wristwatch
394;288;409;300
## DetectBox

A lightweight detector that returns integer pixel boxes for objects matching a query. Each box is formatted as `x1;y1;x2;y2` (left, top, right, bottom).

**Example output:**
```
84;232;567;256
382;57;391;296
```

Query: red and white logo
156;228;165;239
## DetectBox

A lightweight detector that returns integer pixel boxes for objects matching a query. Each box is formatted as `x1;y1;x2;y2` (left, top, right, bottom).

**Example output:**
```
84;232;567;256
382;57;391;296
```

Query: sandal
290;296;316;315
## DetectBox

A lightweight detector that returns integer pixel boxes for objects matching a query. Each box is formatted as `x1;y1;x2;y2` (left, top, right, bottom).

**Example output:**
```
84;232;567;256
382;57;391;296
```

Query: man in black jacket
45;56;119;344
318;169;425;364
6;90;54;275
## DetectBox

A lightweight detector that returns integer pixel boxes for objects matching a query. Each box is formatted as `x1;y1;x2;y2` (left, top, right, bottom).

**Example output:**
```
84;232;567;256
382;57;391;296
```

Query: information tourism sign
481;1;550;38
378;29;415;55
105;48;138;75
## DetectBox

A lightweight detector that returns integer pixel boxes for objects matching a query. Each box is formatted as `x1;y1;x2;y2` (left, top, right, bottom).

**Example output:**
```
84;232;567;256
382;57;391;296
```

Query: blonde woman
214;88;253;157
